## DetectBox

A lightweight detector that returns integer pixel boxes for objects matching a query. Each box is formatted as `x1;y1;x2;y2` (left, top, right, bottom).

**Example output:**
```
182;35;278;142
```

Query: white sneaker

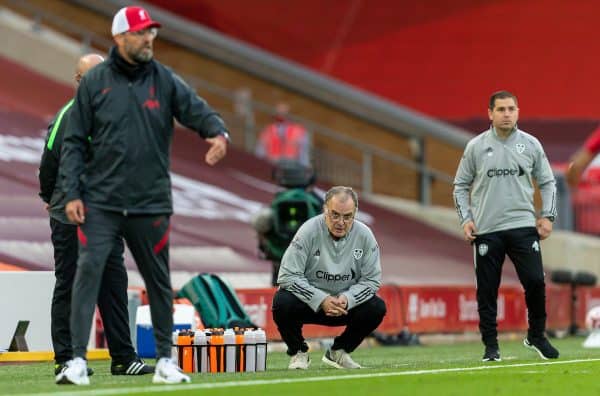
152;357;191;384
322;348;362;369
288;351;311;369
55;357;90;385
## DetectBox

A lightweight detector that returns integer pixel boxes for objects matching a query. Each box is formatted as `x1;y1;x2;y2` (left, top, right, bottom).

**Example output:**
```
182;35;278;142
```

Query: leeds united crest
478;243;488;256
353;249;363;259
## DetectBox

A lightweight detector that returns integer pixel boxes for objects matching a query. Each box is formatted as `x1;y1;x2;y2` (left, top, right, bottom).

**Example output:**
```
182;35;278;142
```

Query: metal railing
189;76;455;202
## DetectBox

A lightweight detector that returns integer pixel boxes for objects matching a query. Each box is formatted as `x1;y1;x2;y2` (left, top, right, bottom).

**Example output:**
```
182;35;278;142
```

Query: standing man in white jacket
453;90;558;362
273;186;386;370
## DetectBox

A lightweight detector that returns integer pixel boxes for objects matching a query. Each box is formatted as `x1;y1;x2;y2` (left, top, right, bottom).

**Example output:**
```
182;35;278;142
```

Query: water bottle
205;329;212;372
255;328;267;371
178;330;194;373
235;328;245;372
244;329;256;372
172;330;179;364
224;328;237;372
210;329;225;373
194;330;208;373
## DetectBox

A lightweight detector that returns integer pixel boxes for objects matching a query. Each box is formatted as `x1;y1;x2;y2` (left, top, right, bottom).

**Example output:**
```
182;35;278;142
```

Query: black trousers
272;288;386;355
474;226;547;347
50;218;135;364
70;208;174;359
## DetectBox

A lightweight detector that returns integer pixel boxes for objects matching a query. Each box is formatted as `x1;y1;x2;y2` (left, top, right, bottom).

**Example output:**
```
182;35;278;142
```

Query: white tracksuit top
277;214;382;312
453;127;557;235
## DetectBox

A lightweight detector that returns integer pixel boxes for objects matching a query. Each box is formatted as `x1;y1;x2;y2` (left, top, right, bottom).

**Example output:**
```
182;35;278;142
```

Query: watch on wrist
218;131;231;144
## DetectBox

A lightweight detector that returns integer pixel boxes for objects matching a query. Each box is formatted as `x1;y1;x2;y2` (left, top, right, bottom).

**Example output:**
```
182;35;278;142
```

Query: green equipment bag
177;273;255;329
263;188;323;261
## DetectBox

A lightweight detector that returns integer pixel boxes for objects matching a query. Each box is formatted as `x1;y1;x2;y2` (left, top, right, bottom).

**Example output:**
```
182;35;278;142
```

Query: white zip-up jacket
277;214;382;312
453;127;557;235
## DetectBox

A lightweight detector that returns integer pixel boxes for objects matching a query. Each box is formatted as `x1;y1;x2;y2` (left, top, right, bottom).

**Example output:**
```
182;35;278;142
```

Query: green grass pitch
2;337;600;396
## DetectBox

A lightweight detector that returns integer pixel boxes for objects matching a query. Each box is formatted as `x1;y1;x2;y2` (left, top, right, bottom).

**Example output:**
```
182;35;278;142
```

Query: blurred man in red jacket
255;102;310;166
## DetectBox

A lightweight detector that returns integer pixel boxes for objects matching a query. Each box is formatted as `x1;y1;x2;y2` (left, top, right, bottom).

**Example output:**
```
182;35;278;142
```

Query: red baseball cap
111;6;161;36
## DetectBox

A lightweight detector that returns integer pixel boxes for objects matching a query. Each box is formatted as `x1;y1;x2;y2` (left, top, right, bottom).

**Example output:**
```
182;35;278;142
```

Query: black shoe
54;362;94;376
523;336;559;359
111;358;155;375
482;346;501;362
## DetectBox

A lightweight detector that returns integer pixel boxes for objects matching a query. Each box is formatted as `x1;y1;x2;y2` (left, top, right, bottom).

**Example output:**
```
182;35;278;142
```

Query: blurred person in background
453;90;558;362
255;102;310;167
56;5;229;385
566;125;600;188
38;53;153;378
273;186;386;370
251;160;323;286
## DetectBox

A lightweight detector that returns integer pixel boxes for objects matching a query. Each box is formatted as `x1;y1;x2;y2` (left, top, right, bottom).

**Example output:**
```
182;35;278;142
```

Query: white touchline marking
24;358;600;396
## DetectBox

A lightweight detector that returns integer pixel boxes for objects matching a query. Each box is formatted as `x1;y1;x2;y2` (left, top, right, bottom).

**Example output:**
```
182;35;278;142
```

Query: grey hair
324;186;358;209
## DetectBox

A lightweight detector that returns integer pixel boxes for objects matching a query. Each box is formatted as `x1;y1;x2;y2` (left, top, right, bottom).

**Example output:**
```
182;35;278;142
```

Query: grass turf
2;336;600;395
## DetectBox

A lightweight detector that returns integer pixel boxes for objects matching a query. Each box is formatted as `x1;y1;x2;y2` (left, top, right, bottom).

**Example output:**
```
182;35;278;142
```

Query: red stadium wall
148;0;600;121
234;283;592;339
97;283;594;346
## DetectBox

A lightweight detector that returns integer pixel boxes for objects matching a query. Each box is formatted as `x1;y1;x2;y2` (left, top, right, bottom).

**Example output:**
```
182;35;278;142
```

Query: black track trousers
70;207;174;359
50;218;135;364
473;226;547;347
272;288;386;355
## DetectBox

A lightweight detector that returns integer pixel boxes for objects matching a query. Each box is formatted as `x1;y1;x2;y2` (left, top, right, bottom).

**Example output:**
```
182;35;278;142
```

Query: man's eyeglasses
129;27;158;38
327;210;355;223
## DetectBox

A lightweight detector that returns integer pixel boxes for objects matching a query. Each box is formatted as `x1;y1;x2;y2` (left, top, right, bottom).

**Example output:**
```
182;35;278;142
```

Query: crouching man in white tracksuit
272;186;386;370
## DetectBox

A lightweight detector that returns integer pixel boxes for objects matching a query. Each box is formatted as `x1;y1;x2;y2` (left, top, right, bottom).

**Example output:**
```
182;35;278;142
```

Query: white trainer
322;348;362;369
152;357;191;384
55;357;90;385
288;351;311;369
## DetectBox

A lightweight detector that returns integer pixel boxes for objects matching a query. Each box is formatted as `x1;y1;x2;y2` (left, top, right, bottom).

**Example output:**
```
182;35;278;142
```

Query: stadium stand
148;0;600;122
1;1;600;343
148;0;600;178
4;0;475;207
141;0;600;238
0;52;502;289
